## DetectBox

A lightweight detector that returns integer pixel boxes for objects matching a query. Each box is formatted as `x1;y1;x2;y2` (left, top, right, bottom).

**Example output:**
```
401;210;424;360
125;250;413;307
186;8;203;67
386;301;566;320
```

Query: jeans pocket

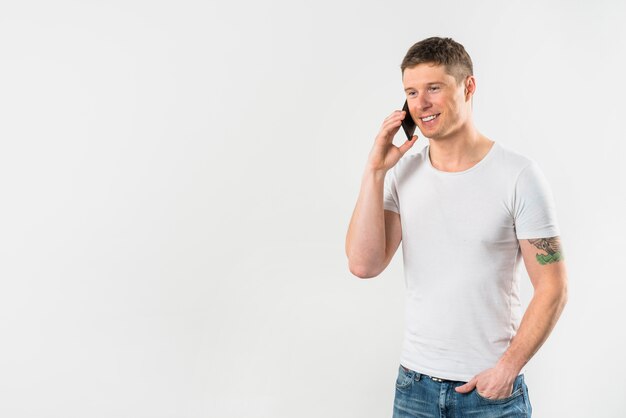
474;376;525;405
475;387;524;404
395;365;414;391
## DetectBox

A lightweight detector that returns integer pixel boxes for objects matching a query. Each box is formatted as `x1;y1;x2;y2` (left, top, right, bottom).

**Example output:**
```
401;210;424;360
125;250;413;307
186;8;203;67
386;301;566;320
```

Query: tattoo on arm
528;237;564;265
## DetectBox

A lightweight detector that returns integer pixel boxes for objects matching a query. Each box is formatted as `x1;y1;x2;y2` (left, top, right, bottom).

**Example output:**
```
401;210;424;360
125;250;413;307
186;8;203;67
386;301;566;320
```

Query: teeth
422;114;438;122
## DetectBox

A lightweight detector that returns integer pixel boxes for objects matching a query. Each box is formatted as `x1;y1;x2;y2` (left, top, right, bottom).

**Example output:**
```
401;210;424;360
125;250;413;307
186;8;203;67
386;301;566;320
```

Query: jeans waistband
400;364;462;384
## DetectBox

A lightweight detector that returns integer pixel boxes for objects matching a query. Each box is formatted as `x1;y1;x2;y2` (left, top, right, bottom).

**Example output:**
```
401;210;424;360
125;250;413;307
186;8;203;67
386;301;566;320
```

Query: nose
417;94;432;111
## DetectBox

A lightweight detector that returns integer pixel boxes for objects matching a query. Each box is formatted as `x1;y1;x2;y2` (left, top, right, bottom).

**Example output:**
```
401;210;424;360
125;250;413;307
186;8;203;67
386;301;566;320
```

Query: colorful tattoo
528;237;564;265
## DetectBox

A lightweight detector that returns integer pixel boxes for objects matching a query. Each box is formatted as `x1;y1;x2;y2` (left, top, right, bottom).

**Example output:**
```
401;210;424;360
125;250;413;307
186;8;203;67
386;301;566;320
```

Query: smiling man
345;37;568;417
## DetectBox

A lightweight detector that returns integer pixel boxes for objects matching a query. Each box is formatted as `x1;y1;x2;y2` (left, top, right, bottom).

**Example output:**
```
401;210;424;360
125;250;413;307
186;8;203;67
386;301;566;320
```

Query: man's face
402;63;473;140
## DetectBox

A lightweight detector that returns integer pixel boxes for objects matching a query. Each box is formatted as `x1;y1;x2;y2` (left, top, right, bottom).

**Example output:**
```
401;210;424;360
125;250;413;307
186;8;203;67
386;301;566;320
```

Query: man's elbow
534;274;569;310
549;277;569;312
348;263;381;279
559;280;569;308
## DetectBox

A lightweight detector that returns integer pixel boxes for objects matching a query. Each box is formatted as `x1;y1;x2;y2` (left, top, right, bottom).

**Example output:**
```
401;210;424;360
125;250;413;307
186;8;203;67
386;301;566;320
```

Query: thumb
455;377;477;393
398;135;418;155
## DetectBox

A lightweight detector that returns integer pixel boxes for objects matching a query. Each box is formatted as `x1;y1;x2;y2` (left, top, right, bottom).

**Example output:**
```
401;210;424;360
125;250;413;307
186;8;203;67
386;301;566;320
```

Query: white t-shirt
383;141;560;382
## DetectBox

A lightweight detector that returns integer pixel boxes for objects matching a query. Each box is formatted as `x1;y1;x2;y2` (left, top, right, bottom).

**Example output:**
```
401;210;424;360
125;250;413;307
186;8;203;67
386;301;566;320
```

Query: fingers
455;377;477;393
398;135;418;155
383;109;406;122
381;116;404;132
382;110;406;126
378;110;407;140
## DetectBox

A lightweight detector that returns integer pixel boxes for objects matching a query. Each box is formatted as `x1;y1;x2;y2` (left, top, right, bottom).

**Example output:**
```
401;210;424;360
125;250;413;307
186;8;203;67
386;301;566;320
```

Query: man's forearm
497;281;568;374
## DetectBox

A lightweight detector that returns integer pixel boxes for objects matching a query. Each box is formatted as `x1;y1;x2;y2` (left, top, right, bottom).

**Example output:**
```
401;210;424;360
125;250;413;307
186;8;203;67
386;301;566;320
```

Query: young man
345;37;568;417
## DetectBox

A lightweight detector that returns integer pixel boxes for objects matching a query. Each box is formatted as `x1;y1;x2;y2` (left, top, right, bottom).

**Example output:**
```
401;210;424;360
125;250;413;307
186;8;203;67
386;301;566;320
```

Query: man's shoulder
492;142;537;174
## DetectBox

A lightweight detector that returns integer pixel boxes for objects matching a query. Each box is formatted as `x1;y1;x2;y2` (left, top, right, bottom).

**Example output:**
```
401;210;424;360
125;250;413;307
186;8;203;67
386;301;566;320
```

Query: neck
427;121;494;172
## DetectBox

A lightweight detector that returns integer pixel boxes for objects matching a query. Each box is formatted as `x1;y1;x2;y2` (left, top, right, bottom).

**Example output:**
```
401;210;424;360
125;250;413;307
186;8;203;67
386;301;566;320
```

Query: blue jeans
393;364;532;417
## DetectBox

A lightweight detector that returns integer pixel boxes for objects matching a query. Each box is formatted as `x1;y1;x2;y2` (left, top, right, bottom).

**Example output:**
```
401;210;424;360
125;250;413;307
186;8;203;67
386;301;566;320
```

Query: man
345;37;568;417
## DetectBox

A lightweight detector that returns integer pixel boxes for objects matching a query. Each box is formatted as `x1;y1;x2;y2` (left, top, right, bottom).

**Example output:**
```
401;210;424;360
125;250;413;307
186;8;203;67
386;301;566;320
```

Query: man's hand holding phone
366;102;418;174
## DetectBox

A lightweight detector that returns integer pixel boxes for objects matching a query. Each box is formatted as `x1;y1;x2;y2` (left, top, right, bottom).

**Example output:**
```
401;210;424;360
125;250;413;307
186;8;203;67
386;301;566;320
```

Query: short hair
400;37;473;85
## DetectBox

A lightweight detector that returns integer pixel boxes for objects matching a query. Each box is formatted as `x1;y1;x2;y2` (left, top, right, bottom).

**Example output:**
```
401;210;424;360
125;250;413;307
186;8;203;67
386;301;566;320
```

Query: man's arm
498;237;568;372
345;169;403;278
345;109;417;278
456;236;568;399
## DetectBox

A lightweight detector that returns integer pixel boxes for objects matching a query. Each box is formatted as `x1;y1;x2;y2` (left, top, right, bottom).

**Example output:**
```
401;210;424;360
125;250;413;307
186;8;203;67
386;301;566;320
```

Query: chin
422;131;440;140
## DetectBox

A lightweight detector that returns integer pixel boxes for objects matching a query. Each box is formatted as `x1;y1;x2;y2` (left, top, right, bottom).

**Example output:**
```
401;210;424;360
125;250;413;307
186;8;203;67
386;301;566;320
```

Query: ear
464;76;476;101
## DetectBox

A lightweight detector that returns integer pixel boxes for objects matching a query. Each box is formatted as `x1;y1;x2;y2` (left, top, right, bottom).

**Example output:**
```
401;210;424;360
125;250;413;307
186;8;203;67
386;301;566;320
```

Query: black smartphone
401;100;416;140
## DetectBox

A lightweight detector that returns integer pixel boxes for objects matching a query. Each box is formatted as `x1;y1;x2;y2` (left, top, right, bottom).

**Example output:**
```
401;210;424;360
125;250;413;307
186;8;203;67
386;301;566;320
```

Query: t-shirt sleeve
513;161;561;239
383;168;400;214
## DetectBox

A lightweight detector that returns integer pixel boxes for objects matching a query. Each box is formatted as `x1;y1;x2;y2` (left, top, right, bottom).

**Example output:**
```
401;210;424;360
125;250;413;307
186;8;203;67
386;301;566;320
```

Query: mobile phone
401;100;416;140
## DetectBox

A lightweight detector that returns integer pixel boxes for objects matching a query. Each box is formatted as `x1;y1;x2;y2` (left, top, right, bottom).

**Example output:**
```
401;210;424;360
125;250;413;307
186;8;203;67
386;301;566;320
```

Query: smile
421;114;440;122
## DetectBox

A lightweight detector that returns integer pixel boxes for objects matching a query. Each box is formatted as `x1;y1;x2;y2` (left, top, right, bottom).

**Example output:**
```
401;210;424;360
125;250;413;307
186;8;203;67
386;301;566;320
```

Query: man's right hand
366;110;418;173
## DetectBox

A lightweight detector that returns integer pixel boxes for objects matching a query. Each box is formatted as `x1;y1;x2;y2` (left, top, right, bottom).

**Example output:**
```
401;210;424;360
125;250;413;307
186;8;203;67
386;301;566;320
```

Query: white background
1;1;624;417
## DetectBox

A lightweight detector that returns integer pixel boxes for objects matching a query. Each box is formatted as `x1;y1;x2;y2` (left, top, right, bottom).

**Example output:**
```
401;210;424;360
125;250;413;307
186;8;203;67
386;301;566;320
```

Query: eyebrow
404;82;446;92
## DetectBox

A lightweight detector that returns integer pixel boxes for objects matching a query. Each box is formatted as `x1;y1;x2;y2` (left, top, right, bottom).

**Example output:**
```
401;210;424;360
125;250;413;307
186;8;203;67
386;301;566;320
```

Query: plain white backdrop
1;0;624;417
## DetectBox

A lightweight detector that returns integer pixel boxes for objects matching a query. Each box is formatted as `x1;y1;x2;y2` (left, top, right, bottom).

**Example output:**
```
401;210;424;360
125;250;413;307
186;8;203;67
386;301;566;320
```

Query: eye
428;86;440;92
407;91;416;97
